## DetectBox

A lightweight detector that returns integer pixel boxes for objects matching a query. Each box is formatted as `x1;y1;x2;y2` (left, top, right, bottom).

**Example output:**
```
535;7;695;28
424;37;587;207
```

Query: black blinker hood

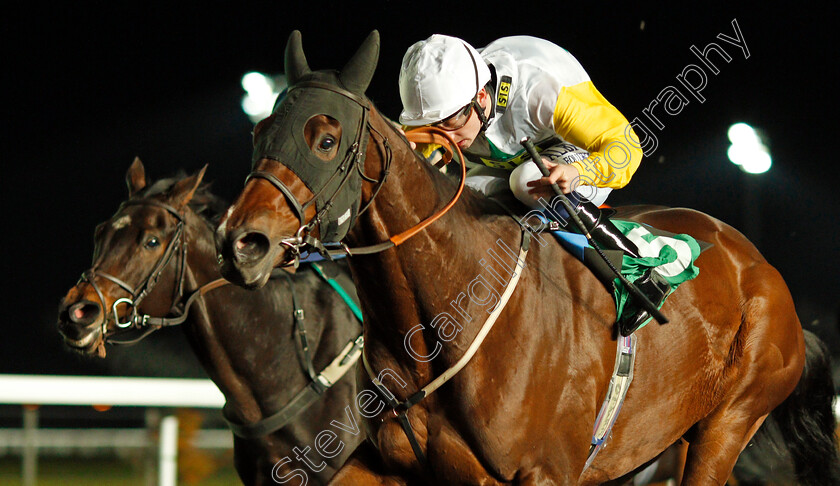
250;30;379;244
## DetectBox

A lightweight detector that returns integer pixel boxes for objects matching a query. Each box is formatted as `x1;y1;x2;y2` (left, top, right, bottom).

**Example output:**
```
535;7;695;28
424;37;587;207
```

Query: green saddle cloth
609;220;704;330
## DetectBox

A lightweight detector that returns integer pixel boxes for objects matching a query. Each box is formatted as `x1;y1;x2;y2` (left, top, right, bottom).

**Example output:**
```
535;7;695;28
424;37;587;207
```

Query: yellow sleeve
417;143;442;160
401;124;443;161
552;81;643;189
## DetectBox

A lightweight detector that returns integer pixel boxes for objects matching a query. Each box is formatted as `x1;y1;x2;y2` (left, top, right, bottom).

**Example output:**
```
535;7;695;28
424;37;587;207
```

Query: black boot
617;269;671;336
574;200;643;255
574;201;670;335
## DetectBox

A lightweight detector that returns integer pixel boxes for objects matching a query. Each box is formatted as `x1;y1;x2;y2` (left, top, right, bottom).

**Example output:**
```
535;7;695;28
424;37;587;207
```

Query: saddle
489;195;709;332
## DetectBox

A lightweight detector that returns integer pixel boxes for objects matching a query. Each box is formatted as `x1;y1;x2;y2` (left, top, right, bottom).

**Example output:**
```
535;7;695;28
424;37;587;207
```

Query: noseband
80;199;189;345
246;80;391;267
246;81;466;266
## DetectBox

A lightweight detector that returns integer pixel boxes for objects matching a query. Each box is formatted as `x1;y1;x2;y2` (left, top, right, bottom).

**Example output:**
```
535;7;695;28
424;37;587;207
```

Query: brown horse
57;159;365;485
214;31;840;485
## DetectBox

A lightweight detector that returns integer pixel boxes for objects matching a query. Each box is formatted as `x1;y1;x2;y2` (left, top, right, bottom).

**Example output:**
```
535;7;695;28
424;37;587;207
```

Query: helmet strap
461;41;490;134
472;96;490;133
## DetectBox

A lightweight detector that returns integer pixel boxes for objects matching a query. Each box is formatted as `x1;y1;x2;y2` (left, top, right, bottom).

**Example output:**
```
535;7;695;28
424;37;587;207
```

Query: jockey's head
399;34;492;149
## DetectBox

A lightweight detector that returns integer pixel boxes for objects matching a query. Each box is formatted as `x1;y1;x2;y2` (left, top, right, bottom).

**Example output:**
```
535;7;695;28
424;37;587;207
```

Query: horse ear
126;156;147;197
284;30;311;85
339;30;380;94
169;164;208;209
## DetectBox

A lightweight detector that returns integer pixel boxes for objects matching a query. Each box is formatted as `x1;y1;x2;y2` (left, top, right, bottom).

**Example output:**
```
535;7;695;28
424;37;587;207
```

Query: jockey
398;34;669;335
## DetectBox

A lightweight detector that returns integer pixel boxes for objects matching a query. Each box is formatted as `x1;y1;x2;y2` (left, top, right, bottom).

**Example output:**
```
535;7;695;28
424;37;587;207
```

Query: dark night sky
3;3;838;377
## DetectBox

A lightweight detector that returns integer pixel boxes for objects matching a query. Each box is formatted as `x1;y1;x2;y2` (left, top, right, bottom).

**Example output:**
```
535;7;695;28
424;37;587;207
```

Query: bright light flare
727;122;772;174
240;72;286;123
727;122;757;145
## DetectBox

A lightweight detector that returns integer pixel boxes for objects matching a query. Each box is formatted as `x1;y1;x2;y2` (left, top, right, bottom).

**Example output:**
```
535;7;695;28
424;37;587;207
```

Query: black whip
520;137;668;325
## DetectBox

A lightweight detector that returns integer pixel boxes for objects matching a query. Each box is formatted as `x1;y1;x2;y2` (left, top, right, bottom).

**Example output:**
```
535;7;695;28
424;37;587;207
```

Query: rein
247;80;466;265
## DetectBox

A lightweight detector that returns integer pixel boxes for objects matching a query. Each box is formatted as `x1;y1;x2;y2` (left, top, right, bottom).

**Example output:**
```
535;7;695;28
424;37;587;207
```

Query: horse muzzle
215;226;286;289
57;297;104;354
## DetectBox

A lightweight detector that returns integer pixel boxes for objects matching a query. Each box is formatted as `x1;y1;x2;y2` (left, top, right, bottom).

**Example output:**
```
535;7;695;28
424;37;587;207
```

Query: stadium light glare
727;122;771;174
240;72;287;123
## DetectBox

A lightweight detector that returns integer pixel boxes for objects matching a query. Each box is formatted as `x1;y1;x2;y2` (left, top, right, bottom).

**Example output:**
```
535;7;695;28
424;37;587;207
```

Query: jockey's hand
526;160;580;198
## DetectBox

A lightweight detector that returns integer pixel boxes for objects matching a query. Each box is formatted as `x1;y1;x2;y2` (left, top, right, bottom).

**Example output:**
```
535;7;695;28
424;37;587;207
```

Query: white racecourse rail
0;374;226;486
0;374;837;485
0;374;224;407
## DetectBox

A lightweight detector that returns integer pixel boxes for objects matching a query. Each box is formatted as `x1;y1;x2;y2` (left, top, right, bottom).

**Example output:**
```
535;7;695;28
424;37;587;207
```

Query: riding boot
574;200;670;336
575;201;640;257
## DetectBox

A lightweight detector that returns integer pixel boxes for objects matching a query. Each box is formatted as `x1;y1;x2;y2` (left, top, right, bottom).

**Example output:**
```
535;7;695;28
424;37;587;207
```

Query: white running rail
0;374;226;486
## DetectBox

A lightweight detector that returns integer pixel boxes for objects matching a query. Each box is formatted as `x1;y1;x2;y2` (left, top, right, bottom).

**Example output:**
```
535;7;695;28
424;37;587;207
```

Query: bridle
240;71;533;467
247;81;466;267
246;80;386;267
79;199;226;345
79;193;365;438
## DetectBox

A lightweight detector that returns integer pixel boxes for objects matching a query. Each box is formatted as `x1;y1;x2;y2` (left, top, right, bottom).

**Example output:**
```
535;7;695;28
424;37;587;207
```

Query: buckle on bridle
279;225;314;268
112;298;136;329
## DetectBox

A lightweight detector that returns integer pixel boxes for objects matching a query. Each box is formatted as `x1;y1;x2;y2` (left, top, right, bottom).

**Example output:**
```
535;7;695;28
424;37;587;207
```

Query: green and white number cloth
610;220;702;330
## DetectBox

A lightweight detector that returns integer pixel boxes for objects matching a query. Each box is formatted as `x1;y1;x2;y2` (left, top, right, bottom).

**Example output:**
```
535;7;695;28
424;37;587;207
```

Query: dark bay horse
57;159;364;485
214;31;840;485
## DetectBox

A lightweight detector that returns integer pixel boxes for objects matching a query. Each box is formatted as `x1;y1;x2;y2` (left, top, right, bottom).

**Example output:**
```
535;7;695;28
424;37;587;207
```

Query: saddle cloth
498;199;707;331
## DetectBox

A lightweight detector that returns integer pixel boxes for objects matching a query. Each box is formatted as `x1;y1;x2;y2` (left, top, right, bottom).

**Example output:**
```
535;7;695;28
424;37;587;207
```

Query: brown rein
388;127;465;246
304;125;466;257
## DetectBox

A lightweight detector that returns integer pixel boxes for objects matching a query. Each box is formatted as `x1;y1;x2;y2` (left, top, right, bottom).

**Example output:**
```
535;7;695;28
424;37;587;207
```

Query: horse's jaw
57;320;107;357
217;254;276;290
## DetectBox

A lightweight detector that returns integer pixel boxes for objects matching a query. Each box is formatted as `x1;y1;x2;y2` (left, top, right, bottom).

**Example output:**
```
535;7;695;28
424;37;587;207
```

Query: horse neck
346;110;523;386
180;210;222;292
179;210;316;423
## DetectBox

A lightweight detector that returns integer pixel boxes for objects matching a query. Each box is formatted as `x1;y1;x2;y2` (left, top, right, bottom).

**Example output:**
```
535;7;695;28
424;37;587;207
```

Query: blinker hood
249;29;380;245
252;73;370;243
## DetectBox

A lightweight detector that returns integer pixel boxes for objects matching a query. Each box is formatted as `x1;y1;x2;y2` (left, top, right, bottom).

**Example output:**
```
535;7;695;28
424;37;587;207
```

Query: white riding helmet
398;34;491;126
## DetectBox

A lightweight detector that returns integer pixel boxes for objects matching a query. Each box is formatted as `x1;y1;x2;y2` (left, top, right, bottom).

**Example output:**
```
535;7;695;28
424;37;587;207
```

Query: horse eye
145;236;160;249
318;136;336;152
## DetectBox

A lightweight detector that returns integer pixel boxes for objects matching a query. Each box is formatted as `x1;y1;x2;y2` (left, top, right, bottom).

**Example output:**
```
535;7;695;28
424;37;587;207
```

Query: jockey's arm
552;81;643;189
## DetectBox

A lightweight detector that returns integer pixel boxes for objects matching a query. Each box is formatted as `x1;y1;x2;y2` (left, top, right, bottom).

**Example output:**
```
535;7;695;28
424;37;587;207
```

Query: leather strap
224;381;325;439
223;265;364;438
246;170;307;228
223;332;364;438
362;230;531;470
404;129;455;168
289;80;371;109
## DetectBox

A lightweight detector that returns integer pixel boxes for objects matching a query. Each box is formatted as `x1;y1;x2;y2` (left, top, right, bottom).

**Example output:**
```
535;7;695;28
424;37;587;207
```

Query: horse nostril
233;232;270;264
68;301;101;325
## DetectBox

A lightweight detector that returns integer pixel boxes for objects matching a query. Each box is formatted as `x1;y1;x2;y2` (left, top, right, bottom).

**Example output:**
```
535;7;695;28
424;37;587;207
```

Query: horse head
216;30;381;288
57;158;207;356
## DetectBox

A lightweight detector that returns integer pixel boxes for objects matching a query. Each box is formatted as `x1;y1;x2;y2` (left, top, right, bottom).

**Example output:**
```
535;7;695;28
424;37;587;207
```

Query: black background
4;3;838;378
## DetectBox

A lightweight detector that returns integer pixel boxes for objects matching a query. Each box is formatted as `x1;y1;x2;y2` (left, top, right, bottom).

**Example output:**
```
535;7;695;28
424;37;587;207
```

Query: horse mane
134;171;228;225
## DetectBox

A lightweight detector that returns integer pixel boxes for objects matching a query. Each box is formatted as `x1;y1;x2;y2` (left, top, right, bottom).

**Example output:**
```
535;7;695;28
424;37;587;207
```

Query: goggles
430;97;478;131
